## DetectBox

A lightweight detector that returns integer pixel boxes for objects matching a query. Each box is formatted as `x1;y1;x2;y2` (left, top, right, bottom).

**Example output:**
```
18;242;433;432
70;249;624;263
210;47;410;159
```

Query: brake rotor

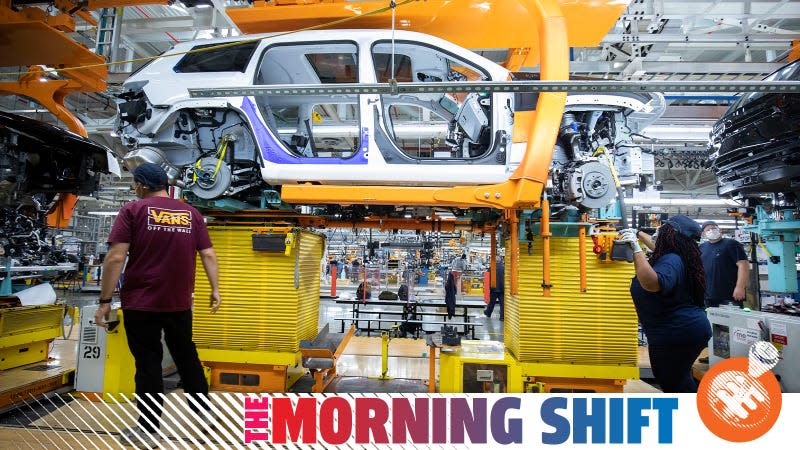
190;157;232;200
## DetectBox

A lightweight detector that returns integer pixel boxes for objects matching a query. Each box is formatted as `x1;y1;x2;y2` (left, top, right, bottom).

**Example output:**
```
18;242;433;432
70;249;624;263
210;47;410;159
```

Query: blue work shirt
631;253;711;346
700;238;747;305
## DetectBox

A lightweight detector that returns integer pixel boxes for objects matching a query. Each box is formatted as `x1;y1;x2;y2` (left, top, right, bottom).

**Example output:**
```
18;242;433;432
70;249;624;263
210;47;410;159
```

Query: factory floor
7;284;661;390
0;285;661;448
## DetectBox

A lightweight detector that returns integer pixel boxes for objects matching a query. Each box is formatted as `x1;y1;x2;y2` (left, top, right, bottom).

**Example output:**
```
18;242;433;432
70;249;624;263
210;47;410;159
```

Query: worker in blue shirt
618;215;711;393
699;220;749;308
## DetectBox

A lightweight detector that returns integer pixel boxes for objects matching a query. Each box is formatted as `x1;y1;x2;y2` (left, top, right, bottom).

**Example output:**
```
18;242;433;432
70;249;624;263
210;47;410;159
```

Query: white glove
618;229;643;254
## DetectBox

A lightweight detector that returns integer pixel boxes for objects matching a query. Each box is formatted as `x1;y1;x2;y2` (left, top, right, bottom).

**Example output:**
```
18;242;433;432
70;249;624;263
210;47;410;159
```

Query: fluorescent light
87;211;119;216
693;219;741;225
640;125;712;142
626;198;740;206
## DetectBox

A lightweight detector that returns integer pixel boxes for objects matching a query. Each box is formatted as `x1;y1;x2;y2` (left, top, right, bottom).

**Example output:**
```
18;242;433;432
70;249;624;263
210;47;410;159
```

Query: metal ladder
95;7;121;65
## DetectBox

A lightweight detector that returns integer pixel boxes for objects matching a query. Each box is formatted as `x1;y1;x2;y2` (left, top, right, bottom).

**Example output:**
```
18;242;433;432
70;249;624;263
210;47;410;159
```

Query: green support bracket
1;258;12;297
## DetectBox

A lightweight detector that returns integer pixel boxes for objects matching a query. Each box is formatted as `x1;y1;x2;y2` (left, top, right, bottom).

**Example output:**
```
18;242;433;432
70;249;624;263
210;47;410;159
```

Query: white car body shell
121;29;515;187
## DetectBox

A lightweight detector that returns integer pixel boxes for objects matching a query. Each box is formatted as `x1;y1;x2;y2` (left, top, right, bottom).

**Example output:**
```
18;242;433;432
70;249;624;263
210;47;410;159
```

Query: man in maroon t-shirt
95;162;221;445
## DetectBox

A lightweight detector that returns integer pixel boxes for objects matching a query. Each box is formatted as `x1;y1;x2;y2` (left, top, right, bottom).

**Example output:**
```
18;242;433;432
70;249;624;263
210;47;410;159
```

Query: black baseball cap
131;162;168;190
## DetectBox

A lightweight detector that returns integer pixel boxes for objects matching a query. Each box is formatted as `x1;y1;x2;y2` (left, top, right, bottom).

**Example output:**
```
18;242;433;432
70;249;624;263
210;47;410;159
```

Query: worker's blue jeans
485;290;504;320
648;341;707;393
123;309;210;432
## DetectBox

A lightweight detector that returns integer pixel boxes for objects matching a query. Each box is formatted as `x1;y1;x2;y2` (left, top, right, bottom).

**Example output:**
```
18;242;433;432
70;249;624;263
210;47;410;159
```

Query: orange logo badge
697;341;782;442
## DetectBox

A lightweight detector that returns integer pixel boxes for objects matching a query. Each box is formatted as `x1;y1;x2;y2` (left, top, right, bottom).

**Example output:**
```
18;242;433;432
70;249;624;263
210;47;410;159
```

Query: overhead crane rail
189;79;800;98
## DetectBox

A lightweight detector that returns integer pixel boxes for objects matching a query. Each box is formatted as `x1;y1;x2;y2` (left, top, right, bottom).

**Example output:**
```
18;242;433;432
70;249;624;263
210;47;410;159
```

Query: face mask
705;229;721;241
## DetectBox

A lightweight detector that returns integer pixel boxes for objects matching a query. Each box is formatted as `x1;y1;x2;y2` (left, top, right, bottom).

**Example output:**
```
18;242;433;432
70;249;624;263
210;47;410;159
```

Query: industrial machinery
743;207;800;294
0;301;64;371
707;306;800;392
4;0;642;395
550;93;663;211
191;226;326;392
0;296;67;411
0;101;115;407
0;111;118;265
112;0;644;394
75;305;175;400
440;222;638;393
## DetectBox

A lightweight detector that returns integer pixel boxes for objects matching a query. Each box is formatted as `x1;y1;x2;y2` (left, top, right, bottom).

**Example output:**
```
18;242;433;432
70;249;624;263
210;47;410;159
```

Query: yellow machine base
0;340;49;371
523;376;626;393
438;340;636;393
207;362;305;393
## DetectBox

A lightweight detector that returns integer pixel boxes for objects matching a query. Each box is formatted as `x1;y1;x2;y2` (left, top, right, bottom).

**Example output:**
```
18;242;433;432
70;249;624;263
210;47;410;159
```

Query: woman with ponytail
618;215;711;392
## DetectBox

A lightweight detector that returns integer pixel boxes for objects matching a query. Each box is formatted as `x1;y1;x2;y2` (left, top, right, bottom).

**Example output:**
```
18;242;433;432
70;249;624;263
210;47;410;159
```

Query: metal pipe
579;213;587;293
490;228;497;290
541;195;551;297
379;331;390;380
428;344;436;393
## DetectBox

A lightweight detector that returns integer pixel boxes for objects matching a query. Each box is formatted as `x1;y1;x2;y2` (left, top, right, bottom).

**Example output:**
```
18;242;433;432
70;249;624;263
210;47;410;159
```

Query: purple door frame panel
241;97;368;165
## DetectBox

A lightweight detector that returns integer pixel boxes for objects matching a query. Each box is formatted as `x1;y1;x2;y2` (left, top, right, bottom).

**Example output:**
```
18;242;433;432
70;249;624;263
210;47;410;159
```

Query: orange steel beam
790;40;800;62
0;15;108;119
508;0;568;185
0;67;89;136
490;230;497;290
282;178;543;210
203;212;487;232
427;343;437;393
88;0;171;8
46;192;79;228
0;1;150;226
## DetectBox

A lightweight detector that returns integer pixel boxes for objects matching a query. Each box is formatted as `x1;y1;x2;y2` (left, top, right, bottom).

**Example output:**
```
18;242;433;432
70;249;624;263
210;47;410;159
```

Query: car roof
169;29;444;51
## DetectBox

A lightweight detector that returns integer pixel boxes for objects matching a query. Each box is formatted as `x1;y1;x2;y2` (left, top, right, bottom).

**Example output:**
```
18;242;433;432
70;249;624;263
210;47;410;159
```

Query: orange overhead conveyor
230;0;625;70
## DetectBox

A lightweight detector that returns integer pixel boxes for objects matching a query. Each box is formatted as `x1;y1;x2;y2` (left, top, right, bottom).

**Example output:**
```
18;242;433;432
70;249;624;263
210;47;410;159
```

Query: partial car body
116;29;663;210
0;111;118;265
708;61;800;201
